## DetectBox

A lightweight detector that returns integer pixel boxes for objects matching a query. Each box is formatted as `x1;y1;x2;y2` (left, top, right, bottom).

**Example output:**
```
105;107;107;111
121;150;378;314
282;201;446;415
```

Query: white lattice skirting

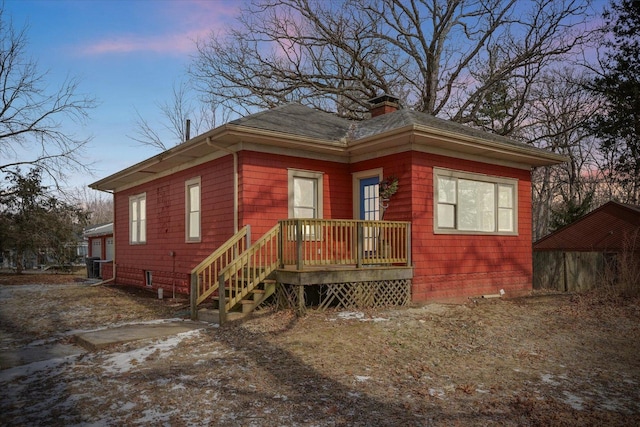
275;280;411;314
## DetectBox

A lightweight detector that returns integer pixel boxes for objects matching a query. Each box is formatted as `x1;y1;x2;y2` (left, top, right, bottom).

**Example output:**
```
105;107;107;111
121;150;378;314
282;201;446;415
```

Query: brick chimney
368;94;400;117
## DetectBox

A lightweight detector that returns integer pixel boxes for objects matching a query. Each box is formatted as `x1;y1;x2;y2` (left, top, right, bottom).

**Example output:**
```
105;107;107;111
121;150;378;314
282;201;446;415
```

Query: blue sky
4;0;608;194
4;0;239;191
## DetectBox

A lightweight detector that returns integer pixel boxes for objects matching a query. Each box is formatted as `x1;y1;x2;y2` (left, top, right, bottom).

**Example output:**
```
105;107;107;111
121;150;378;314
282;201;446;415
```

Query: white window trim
288;169;324;241
129;193;147;244
288;169;324;219
433;168;518;236
185;177;201;243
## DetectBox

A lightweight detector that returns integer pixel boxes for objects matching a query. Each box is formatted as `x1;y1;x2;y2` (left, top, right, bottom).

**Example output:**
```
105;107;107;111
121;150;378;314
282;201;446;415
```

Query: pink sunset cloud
81;30;205;55
78;0;239;56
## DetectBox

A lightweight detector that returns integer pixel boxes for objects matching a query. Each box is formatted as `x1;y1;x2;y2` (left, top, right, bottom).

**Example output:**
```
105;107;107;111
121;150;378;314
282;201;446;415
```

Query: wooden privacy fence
533;251;608;292
279;219;411;269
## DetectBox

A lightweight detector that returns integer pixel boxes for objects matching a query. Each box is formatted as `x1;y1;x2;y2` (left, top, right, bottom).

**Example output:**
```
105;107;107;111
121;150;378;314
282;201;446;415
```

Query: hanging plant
379;175;399;200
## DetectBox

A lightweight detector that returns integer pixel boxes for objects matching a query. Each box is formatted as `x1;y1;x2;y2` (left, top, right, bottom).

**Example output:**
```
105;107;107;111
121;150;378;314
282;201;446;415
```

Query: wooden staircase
191;224;280;324
197;279;277;323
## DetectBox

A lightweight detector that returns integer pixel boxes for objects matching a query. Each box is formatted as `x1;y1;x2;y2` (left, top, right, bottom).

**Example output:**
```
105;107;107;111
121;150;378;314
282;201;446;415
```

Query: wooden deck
276;264;413;285
191;219;413;322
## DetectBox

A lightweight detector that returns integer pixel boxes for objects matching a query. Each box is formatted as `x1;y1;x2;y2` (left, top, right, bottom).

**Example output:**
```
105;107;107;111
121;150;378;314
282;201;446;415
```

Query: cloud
78;0;239;56
81;30;205;55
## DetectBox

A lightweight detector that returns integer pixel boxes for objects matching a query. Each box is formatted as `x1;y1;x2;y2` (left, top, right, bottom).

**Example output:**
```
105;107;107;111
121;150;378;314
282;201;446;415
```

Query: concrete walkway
0;343;83;370
0;321;208;370
74;321;207;350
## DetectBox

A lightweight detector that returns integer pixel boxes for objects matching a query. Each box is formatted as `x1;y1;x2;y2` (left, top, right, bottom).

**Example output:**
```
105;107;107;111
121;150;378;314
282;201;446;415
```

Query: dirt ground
1;272;639;426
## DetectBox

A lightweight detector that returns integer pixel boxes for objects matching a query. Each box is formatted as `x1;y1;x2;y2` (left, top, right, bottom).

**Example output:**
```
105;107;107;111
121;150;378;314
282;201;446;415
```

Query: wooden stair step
240;299;257;313
197;308;246;324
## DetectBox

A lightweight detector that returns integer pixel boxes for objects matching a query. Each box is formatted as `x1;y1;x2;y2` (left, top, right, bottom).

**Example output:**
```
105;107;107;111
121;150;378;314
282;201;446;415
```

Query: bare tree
66;185;113;226
129;81;233;151
0;7;96;185
190;0;594;129
523;68;602;239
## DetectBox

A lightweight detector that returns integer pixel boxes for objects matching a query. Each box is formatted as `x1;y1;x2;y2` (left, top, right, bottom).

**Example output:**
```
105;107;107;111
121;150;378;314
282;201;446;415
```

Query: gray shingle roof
352;109;532;148
229;103;351;142
229;103;533;150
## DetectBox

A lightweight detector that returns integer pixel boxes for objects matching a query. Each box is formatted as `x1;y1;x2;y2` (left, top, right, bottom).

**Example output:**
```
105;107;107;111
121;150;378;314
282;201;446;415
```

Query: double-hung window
434;168;517;235
186;177;201;242
130;193;146;244
288;169;323;239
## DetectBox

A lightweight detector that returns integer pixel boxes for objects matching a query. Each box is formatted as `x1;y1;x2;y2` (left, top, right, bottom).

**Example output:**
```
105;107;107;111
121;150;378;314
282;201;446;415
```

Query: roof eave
89;125;348;192
349;124;568;167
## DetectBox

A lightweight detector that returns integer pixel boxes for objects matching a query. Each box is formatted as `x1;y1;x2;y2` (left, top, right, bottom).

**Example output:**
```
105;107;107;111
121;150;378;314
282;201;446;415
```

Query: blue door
359;176;380;253
359;176;380;220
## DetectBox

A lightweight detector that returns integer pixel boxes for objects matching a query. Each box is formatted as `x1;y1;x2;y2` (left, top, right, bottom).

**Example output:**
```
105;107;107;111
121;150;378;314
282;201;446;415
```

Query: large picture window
185;177;201;242
434;168;517;235
129;193;146;244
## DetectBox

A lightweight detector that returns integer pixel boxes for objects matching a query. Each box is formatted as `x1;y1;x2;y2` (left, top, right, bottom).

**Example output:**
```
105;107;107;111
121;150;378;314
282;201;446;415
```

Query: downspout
206;137;239;233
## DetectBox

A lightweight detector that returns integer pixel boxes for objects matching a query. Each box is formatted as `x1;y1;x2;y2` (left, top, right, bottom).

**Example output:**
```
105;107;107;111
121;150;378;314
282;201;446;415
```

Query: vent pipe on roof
185;119;191;142
368;94;400;117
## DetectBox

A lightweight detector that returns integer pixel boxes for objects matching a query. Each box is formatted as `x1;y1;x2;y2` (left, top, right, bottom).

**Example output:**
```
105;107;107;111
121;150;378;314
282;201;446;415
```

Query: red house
90;96;564;320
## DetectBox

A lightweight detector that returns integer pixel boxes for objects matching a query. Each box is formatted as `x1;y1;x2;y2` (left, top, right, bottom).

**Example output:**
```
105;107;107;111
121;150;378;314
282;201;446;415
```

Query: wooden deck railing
190;219;411;321
190;225;250;319
216;224;280;323
279;219;411;269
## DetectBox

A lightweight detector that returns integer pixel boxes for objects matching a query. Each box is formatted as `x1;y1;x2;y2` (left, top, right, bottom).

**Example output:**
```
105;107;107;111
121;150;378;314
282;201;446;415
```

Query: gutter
206;137;239;233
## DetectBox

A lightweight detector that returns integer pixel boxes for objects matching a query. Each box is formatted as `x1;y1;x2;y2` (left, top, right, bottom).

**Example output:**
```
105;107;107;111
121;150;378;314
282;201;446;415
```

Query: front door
359;176;380;220
359;176;380;252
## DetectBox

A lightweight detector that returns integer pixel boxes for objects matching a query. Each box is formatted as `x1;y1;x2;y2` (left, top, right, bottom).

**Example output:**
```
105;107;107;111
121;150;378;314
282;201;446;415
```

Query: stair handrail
217;223;280;324
190;225;250;320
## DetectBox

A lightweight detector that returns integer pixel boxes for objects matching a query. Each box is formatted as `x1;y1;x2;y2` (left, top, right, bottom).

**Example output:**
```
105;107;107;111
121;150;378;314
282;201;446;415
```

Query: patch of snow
562;391;585;410
102;329;202;374
134;407;180;425
332;311;389;322
337;311;365;320
429;388;445;398
0;354;79;384
541;373;560;386
355;375;370;382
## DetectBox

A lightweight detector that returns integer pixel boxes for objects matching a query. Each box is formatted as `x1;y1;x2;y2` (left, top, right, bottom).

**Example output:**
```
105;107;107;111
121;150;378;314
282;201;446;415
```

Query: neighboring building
90;96;564;314
82;222;114;278
533;201;640;291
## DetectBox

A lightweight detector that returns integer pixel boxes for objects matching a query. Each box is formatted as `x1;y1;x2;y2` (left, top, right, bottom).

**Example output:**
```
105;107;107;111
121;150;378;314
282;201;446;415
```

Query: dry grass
1;274;639;426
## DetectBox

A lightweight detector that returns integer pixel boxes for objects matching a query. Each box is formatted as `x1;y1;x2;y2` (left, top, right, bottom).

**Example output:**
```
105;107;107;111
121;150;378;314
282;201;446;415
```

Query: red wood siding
102;261;113;280
112;147;534;301
351;152;413;222
409;152;533;301
239;151;352;240
113;156;235;294
352;151;532;301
